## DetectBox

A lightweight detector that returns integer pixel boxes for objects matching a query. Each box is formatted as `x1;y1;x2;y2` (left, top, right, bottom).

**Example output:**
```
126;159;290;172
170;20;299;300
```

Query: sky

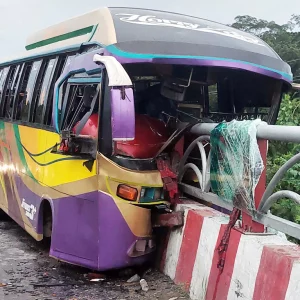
0;0;299;58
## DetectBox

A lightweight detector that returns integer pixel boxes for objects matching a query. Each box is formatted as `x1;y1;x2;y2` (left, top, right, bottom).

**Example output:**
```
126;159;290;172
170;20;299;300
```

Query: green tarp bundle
210;119;264;213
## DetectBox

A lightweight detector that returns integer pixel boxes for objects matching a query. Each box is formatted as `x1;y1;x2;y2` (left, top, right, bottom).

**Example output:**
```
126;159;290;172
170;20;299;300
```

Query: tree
231;15;300;79
231;16;300;242
266;94;300;243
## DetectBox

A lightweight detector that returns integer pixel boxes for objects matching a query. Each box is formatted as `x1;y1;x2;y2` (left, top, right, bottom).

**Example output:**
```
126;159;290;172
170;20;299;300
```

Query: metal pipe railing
191;122;300;143
259;191;300;214
178;122;300;239
259;152;300;212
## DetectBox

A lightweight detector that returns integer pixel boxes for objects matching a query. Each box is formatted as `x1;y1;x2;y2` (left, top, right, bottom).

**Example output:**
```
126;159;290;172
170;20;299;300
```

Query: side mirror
93;54;135;141
111;88;135;141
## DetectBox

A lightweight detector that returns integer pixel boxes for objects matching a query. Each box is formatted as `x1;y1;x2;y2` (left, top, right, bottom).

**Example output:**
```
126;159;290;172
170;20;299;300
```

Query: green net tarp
210;119;264;214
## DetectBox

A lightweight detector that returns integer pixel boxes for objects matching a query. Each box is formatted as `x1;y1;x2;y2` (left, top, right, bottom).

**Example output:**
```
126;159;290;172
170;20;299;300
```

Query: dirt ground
0;214;189;300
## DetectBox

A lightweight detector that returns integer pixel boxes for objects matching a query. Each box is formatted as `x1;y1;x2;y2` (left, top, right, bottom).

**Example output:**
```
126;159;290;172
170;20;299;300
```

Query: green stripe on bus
25;25;96;51
13;124;38;183
88;24;98;42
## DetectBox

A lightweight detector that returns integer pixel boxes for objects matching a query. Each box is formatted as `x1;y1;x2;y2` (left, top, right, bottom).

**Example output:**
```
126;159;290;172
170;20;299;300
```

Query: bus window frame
33;57;59;126
46;55;75;129
0;67;10;110
41;55;68;128
7;54;73;132
0;49;100;132
7;64;25;121
0;70;3;86
12;62;34;121
12;56;61;129
60;77;102;132
98;71;112;157
1;65;21;118
53;51;103;133
19;60;43;123
28;59;49;123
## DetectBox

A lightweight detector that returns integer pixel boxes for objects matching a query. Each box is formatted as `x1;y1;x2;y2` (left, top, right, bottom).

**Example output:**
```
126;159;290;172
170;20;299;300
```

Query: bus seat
115;114;170;159
73;113;171;159
73;113;98;138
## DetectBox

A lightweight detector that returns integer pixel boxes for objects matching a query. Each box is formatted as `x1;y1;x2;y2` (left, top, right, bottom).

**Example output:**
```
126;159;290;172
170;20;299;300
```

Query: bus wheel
43;201;52;239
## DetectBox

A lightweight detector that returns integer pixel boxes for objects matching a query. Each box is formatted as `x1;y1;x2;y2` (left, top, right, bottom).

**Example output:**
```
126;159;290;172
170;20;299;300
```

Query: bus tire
42;201;53;239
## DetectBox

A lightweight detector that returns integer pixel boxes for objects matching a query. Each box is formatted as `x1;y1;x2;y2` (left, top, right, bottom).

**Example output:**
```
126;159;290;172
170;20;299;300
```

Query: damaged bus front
0;7;292;271
48;8;293;269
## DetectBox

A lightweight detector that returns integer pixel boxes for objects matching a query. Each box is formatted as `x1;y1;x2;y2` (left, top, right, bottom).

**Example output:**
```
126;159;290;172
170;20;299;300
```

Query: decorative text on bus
117;13;265;46
21;199;37;221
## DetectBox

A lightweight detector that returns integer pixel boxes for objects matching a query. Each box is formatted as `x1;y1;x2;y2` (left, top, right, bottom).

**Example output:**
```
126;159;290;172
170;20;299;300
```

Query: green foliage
231;15;300;240
266;94;300;242
232;15;300;78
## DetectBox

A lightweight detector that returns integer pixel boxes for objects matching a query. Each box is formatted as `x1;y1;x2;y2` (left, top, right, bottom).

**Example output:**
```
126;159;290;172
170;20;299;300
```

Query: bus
0;7;292;271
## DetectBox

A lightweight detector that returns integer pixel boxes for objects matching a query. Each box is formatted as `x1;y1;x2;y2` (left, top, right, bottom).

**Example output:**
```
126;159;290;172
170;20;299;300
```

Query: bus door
46;52;104;262
52;52;135;158
48;52;135;262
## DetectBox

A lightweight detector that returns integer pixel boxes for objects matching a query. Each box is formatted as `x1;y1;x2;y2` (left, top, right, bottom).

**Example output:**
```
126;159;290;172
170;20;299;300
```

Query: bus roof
1;7;293;83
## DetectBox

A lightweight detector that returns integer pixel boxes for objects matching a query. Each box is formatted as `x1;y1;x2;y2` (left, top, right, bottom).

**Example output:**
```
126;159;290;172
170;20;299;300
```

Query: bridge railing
178;121;300;240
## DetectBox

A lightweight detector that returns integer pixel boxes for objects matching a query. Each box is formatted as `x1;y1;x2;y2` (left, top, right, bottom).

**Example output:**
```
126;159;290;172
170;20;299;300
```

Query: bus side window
13;63;33;120
43;56;67;127
0;68;9;110
34;58;58;125
16;60;42;122
1;66;20;118
28;59;49;123
4;65;25;120
61;83;98;132
0;70;3;88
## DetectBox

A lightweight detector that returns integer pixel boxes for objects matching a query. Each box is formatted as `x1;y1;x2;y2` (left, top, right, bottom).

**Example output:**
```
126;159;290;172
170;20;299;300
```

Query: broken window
61;83;100;132
2;65;22;119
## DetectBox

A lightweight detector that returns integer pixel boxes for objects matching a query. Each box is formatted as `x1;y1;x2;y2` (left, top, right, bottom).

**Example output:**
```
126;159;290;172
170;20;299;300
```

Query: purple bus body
36;45;287;270
11;173;150;270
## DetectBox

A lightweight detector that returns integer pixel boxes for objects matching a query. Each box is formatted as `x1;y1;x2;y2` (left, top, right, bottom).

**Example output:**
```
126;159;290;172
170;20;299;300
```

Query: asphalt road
0;214;189;300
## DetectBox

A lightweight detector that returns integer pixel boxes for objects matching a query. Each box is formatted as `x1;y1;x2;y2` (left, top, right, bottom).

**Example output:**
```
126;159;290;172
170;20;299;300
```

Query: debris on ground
0;217;190;300
90;278;105;282
127;274;141;283
87;272;106;281
140;278;149;292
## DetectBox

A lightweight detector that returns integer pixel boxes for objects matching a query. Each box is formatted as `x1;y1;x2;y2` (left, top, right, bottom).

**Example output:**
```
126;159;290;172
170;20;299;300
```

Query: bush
267;94;300;242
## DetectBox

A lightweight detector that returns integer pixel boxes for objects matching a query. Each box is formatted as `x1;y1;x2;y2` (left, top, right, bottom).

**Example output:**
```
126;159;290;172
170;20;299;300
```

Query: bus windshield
125;63;281;122
112;62;283;159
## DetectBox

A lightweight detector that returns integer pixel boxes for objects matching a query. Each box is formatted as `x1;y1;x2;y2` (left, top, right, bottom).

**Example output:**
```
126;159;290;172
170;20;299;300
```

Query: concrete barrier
159;201;300;300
